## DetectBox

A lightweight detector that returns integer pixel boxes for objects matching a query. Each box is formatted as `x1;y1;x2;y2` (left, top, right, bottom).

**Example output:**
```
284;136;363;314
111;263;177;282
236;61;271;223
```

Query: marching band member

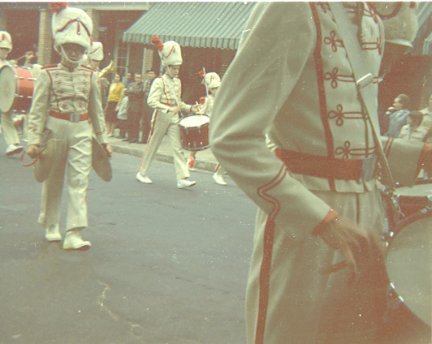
136;36;197;189
188;70;227;185
0;30;24;156
211;3;423;343
26;4;111;250
87;41;110;108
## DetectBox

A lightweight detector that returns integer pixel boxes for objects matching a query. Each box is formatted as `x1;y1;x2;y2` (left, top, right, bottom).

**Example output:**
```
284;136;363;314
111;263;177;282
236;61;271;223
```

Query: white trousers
1;112;20;145
138;110;189;180
38;117;92;231
246;188;388;344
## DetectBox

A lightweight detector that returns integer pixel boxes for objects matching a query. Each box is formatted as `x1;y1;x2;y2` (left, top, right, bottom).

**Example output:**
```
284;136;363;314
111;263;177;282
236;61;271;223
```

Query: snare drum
179;115;209;151
394;183;432;217
379;212;431;343
0;65;34;113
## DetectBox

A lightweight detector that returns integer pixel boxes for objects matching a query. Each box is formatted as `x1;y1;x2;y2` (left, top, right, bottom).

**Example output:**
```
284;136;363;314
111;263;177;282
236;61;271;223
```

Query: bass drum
0;65;35;114
0;64;17;113
378;210;431;344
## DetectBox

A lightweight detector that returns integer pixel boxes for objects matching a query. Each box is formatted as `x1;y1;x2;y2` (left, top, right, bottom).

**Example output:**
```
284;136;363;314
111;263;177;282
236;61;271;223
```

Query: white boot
63;229;91;251
213;173;227;186
45;224;62;242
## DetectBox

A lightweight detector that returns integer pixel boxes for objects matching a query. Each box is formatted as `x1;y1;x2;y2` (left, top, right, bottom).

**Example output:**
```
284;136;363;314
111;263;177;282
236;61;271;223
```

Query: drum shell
179;115;209;151
394;183;432;217
14;66;34;113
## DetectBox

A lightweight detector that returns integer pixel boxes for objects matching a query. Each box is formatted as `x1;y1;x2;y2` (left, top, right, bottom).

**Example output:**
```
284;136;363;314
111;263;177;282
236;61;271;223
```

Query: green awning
123;2;255;49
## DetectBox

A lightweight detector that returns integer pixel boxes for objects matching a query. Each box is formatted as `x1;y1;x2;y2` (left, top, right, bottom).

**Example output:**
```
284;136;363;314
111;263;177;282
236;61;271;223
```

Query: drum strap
329;3;396;190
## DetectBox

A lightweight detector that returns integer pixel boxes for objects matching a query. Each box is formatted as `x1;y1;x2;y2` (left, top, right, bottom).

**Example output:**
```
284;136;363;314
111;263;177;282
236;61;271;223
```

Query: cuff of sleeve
312;209;338;236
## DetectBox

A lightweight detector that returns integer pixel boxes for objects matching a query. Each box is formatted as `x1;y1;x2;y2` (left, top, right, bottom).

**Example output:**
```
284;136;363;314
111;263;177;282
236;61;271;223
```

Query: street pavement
0;138;255;344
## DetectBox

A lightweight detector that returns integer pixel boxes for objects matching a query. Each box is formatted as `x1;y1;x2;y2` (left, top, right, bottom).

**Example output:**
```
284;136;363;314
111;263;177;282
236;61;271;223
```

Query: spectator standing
399;111;428;142
105;73;124;136
141;69;157;143
125;73;145;143
420;93;432;141
384;93;411;138
23;50;35;68
124;72;134;88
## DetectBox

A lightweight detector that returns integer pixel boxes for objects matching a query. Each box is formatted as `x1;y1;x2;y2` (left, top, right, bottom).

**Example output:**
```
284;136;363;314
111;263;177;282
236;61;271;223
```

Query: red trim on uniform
255;218;276;344
42;64;58;70
254;166;288;344
49;111;89;121
312;208;338;236
149;110;159;138
310;3;335;191
383;137;394;157
80;64;95;71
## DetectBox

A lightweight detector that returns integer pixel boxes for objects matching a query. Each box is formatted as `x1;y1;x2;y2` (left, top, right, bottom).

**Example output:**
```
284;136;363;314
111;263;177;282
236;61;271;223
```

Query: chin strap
58;45;83;67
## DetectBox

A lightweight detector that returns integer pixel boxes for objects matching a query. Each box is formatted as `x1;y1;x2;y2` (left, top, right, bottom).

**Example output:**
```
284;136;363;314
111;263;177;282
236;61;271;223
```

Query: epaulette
42;64;58;70
80;64;95;72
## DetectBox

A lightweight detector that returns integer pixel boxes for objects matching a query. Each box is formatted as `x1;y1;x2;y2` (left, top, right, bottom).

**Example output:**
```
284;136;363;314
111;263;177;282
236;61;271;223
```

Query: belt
275;148;376;181
49;111;89;122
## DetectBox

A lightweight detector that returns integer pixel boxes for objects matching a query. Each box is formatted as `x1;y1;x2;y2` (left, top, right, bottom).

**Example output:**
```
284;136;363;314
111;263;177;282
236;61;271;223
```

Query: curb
110;140;218;173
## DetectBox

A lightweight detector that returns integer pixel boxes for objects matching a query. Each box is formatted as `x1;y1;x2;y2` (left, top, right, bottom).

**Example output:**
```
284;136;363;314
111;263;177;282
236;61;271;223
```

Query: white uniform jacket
210;2;423;241
27;63;107;145
147;74;192;116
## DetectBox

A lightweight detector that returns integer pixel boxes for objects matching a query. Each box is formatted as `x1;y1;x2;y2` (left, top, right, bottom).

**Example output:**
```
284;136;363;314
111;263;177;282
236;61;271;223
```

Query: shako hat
151;36;182;66
50;3;93;51
88;41;104;62
0;31;12;51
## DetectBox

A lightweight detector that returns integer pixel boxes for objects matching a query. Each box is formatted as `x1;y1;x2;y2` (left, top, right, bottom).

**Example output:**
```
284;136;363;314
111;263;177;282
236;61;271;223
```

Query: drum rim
386;209;432;327
392;206;432;232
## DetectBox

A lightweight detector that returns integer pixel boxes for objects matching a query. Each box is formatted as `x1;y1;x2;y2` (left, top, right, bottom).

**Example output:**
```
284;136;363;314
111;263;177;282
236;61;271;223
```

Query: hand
27;144;40;159
319;217;384;285
191;104;200;113
102;143;112;158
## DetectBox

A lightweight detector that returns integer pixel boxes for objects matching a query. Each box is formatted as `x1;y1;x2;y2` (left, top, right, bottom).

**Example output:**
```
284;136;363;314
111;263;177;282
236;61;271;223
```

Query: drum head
0;65;16;113
179;114;209;128
386;213;432;326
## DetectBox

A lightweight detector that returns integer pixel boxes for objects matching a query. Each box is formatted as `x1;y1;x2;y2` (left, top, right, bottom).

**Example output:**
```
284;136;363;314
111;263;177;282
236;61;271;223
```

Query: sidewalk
108;135;218;172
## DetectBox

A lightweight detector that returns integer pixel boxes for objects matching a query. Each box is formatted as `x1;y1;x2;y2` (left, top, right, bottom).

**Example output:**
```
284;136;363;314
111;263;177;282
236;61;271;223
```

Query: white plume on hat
88;41;104;61
0;31;12;51
51;5;93;51
204;72;221;89
151;36;182;66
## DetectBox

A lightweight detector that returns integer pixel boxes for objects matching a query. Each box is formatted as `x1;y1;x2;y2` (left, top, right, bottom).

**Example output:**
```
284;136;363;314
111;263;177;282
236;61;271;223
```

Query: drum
379;211;431;343
394;183;432;217
0;65;34;113
179;114;209;151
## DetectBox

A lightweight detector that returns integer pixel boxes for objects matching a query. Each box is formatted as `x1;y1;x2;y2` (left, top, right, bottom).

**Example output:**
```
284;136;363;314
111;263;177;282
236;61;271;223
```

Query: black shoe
129;139;138;143
122;138;130;142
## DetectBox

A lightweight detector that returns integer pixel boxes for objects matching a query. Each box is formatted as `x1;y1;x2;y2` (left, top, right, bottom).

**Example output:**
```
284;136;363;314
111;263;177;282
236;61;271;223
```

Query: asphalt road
0;146;256;344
